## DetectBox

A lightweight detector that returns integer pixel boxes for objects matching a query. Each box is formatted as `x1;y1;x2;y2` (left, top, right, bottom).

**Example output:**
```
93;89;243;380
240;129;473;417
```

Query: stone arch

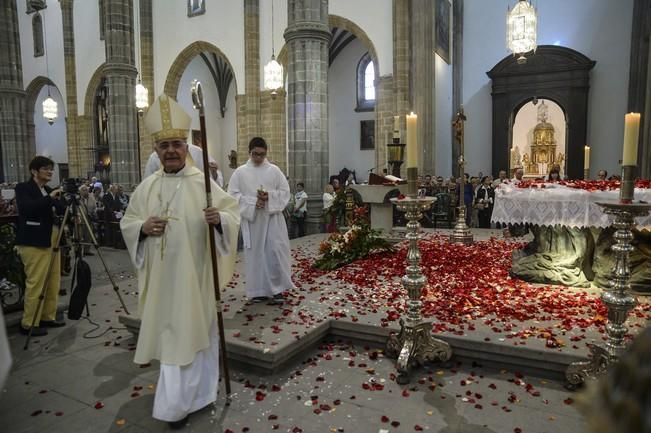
25;76;60;158
328;15;379;78
487;45;596;179
164;41;238;100
84;63;107;116
25;75;57;121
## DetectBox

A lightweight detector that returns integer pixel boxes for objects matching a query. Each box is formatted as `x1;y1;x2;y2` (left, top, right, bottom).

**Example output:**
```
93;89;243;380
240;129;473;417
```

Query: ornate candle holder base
386;320;452;385
386;196;452;384
449;204;473;244
565;201;651;388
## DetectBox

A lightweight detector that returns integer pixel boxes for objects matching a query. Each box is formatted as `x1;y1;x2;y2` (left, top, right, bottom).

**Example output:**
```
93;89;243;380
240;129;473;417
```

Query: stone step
118;313;586;381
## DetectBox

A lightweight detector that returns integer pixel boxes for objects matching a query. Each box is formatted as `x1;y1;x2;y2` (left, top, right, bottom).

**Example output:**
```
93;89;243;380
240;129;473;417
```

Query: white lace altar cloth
491;184;651;230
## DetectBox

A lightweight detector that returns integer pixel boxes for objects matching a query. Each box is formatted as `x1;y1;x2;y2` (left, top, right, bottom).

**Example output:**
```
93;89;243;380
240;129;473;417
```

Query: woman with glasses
14;156;66;336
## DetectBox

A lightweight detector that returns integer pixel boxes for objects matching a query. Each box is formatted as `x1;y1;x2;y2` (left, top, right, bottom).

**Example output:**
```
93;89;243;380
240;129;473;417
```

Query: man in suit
15;156;66;336
79;185;97;255
102;184;122;247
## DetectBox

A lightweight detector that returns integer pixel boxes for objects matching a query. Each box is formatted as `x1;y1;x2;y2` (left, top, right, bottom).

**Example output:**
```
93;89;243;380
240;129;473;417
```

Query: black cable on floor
80;316;128;339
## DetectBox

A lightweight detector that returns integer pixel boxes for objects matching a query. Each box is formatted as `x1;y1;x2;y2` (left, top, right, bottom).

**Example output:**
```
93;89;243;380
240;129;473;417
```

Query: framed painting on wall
360;120;375;150
187;0;206;17
191;129;202;147
435;0;451;64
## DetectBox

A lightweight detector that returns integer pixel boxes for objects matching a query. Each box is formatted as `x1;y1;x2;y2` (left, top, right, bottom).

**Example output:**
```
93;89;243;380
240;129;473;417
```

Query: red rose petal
94;402;104;410
381;415;390;423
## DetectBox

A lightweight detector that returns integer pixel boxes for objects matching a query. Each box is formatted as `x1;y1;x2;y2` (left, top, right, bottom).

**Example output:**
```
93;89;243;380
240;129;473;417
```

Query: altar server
227;137;295;304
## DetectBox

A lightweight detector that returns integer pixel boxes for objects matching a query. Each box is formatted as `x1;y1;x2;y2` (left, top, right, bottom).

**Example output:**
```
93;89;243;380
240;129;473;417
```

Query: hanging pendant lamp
506;0;537;64
263;0;283;97
42;88;58;125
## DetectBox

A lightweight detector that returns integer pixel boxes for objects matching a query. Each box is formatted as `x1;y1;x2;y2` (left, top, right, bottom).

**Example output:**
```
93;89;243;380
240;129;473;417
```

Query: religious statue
556;152;566;174
228;149;238;169
452;108;467;145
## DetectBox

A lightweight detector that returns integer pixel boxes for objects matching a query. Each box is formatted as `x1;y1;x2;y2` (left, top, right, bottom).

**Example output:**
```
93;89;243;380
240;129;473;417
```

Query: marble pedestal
350;184;408;233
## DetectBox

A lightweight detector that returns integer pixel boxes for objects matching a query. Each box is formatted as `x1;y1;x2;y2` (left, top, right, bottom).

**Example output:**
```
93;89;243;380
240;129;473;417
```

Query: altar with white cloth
492;183;651;289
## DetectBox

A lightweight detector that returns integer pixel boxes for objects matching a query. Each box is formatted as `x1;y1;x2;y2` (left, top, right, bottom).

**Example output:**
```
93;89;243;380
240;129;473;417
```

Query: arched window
32;12;44;57
356;52;375;112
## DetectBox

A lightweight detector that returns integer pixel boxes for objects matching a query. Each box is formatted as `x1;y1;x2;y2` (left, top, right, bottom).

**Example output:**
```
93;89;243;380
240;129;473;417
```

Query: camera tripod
23;194;130;350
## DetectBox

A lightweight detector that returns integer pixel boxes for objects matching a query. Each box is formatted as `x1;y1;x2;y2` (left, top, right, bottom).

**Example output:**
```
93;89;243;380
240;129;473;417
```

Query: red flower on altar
353;206;369;219
516;178;651;191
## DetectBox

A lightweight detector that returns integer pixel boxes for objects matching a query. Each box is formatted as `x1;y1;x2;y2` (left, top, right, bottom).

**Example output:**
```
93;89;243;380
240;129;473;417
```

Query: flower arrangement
314;206;392;270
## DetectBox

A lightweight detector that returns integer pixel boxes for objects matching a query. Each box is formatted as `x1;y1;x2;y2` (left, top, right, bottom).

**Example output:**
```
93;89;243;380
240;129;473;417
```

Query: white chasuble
228;159;295;297
120;165;239;367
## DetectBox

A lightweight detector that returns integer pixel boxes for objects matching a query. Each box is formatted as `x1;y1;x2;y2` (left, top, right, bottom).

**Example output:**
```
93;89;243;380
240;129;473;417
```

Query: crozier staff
120;94;240;429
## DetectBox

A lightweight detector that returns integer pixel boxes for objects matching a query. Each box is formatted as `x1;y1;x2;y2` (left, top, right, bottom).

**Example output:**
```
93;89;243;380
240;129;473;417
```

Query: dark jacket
15;178;65;247
102;192;121;220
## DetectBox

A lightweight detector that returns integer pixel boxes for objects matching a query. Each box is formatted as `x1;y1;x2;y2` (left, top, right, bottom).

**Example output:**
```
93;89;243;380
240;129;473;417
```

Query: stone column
628;0;650;177
642;37;651;179
103;0;138;185
59;0;88;177
452;0;463;177
393;0;410;141
284;0;330;231
375;76;394;171
0;0;28;182
410;0;435;174
137;0;153;176
238;0;261;162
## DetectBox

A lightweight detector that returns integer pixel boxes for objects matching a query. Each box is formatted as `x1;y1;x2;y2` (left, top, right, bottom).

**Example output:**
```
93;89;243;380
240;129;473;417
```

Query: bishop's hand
143;216;167;236
203;207;221;225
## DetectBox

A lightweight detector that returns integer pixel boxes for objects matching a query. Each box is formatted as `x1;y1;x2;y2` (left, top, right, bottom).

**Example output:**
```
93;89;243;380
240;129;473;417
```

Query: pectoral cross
158;204;179;261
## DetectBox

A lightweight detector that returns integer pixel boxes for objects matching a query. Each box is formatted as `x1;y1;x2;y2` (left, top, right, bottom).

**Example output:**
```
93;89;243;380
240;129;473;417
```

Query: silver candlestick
387;192;452;384
565;201;651;387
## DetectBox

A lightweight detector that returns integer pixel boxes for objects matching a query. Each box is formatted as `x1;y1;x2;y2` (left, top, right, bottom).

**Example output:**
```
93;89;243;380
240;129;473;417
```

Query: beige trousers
17;227;61;328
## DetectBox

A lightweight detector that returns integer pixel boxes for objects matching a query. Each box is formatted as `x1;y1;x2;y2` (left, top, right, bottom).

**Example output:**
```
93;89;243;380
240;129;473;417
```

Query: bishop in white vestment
228;137;295;300
121;94;240;427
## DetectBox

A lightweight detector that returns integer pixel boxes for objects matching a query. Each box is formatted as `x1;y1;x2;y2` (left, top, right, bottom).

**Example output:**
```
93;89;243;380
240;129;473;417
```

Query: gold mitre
144;94;191;143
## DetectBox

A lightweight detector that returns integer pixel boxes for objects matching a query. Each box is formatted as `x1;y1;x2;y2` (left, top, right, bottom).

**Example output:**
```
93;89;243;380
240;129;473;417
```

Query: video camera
62;177;84;196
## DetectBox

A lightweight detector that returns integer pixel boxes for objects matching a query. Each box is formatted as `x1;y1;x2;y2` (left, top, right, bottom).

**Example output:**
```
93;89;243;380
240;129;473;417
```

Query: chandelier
42;90;58;125
263;0;283;97
41;9;57;124
134;0;149;111
506;0;537;64
135;80;149;112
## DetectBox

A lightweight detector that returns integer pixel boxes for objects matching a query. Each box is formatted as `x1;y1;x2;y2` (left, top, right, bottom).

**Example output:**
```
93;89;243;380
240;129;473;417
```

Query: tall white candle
584;145;590;170
622;113;641;166
406;112;418;168
393;115;400;140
